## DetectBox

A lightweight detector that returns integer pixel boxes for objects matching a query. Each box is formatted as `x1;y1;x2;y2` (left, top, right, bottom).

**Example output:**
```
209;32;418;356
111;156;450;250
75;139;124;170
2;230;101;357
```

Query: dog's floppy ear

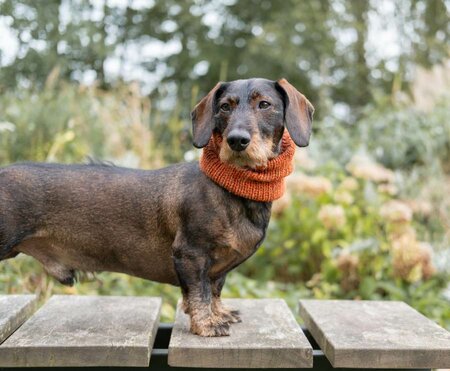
191;82;223;148
276;78;314;147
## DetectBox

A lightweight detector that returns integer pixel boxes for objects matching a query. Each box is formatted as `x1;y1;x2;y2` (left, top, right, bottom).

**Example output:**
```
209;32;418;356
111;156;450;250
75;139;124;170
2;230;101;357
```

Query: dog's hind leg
15;237;76;286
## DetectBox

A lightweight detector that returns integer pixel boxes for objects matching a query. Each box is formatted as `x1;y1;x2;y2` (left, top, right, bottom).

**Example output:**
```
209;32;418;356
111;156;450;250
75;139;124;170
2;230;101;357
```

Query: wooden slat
168;298;313;368
0;295;161;367
299;299;450;369
0;295;38;344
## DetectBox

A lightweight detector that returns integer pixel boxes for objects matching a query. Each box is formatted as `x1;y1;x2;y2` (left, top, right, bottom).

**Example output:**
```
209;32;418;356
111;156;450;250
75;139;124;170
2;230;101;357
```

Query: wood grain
169;298;313;368
299;299;450;369
0;295;161;367
0;295;38;344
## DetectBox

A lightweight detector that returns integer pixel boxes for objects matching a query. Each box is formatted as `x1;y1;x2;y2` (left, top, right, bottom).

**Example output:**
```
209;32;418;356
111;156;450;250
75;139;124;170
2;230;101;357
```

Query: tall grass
0;79;167;168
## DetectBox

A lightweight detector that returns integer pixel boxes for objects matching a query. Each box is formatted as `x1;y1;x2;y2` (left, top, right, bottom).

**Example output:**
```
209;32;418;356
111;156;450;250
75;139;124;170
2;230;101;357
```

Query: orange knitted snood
199;131;295;202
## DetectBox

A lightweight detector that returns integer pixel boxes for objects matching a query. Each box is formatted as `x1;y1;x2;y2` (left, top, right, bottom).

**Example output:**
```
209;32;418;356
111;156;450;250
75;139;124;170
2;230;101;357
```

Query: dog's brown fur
0;78;313;336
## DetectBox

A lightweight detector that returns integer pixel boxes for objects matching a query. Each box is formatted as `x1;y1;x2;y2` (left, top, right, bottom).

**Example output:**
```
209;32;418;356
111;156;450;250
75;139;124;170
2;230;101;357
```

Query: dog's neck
199;132;295;202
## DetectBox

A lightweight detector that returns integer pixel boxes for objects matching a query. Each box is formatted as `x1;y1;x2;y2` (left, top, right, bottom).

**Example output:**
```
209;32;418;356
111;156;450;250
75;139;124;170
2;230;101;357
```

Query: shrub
237;157;450;328
311;98;450;171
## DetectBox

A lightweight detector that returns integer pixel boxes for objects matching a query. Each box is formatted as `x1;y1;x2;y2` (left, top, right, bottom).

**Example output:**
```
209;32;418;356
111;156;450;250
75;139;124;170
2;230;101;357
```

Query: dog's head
191;78;314;169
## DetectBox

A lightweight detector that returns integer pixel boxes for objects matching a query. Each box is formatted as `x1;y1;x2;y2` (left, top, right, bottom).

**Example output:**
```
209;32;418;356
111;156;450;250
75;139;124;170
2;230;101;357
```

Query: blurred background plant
0;0;449;328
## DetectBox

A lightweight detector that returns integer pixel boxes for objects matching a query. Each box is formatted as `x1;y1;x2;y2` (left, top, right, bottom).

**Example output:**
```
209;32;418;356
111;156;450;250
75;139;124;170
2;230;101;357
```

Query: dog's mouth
220;151;263;169
219;138;275;170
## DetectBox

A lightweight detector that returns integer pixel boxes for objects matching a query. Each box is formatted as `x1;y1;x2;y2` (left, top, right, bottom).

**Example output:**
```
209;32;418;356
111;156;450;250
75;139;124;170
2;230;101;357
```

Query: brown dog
0;78;313;336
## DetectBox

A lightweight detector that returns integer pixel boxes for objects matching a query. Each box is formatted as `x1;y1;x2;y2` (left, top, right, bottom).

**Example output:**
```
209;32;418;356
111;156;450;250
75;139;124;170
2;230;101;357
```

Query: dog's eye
259;101;271;109
220;103;231;112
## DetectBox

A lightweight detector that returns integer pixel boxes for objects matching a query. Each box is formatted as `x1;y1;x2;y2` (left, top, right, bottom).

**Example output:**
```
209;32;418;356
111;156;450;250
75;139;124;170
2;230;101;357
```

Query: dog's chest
209;201;270;278
209;229;262;278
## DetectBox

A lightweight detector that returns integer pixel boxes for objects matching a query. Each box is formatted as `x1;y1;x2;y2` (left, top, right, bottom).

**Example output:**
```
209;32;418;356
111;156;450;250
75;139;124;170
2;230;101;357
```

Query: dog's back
0;162;189;284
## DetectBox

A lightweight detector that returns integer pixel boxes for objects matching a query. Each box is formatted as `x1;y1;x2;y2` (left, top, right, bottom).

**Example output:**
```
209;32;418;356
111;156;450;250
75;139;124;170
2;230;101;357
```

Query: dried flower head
336;252;360;292
378;183;398;196
338;177;359;192
334;190;354;205
404;199;433;218
391;234;436;282
318;204;346;230
380;200;413;224
287;173;332;198
347;155;395;183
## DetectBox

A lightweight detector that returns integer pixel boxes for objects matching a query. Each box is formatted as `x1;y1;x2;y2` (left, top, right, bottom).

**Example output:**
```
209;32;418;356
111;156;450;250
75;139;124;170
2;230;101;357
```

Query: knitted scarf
199;131;295;202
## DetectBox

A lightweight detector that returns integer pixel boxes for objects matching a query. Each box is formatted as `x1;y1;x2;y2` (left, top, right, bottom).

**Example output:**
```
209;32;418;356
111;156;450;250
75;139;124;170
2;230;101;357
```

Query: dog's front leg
173;247;230;337
211;275;241;324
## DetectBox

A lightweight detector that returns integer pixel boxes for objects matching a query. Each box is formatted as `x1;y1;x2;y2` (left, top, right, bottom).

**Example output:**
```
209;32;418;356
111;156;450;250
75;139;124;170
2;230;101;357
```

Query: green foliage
1;0;449;119
0;80;175;166
312;98;450;170
0;0;115;87
359;101;450;170
0;82;103;163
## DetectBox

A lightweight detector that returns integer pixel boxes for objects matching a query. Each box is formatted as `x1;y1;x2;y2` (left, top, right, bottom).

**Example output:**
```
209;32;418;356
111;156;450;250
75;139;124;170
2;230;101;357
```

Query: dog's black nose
227;130;251;152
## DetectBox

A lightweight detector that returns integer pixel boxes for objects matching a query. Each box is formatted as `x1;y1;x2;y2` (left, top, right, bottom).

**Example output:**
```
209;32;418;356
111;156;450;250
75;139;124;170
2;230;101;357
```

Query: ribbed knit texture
200;131;295;202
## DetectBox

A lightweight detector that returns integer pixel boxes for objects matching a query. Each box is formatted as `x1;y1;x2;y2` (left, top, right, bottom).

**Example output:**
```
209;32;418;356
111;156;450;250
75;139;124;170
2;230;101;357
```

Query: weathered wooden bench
0;295;449;370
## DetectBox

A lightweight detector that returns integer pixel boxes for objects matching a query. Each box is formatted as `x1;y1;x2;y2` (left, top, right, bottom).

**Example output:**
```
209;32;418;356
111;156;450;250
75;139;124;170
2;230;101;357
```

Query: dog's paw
228;309;242;323
216;306;241;324
191;318;230;337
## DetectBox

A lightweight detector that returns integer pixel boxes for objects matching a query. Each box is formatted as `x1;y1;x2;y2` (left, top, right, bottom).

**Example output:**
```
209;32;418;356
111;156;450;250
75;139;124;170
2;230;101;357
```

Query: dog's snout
227;130;251;152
